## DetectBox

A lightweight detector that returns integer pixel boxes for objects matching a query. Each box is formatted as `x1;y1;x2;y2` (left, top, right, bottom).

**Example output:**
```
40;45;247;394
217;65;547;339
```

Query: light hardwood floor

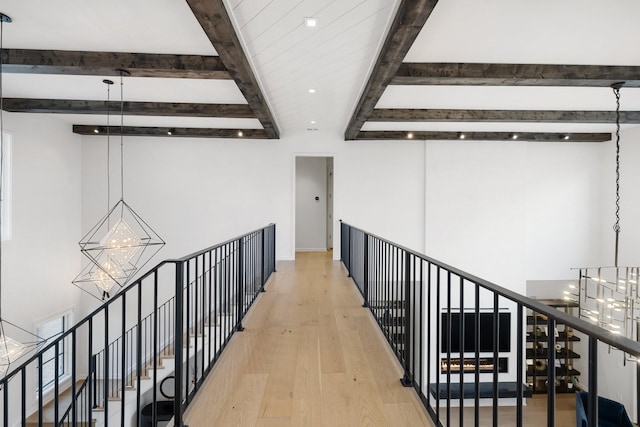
183;251;432;427
184;251;581;426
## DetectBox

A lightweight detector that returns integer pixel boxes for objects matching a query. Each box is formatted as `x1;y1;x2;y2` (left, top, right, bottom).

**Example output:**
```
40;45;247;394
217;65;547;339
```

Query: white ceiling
225;0;397;135
1;0;640;138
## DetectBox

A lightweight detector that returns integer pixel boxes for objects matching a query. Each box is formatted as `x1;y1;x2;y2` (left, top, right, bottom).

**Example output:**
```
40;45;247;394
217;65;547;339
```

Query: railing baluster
588;337;598;427
3;376;8;427
120;292;126;426
547;317;556;427
474;284;480;427
459;276;464;420
446;271;451;427
435;266;441;421
174;261;185;427
237;237;245;332
516;304;523;427
104;305;109;427
21;368;26;426
492;293;499;427
401;250;412;387
54;342;60;425
363;233;369;307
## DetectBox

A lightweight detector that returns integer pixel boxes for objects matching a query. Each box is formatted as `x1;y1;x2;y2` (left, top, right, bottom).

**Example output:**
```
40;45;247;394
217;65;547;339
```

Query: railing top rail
341;221;640;357
1;223;275;384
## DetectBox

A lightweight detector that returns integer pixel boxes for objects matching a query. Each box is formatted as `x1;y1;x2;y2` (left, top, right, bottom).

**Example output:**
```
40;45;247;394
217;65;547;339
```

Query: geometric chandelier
73;71;164;301
567;82;640;342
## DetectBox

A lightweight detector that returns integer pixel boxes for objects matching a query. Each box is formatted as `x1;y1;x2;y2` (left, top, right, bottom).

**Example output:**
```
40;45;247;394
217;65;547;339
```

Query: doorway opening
295;156;334;256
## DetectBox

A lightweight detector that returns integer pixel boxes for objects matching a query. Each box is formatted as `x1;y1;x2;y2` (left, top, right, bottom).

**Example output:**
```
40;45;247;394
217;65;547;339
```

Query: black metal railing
0;223;276;427
341;221;640;427
59;356;95;426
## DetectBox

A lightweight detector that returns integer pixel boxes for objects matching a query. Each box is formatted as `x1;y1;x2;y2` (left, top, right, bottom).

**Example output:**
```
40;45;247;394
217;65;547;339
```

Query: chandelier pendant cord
613;85;622;267
119;72;125;203
105;81;112;226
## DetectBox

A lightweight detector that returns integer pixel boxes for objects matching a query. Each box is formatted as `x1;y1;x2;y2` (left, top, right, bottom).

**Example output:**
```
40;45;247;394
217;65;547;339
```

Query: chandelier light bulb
0;334;25;363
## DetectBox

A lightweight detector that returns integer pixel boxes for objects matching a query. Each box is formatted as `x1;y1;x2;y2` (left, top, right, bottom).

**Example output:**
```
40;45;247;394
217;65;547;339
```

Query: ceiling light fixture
563;134;570;140
308;88;316;94
407;132;414;139
237;131;243;137
459;133;465;140
73;70;165;301
0;12;44;378
568;82;640;346
510;133;518;140
304;17;318;28
310;120;317;124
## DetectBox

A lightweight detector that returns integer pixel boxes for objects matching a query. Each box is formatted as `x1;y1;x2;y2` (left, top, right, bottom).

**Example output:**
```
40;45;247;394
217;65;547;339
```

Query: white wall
80;130;428;263
525;141;606;279
3;112;83;335
425;141;528;293
295;156;327;251
2;112;83;423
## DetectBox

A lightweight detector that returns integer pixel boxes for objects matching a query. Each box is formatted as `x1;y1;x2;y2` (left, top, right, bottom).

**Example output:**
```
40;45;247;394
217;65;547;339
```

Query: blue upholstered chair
575;391;633;427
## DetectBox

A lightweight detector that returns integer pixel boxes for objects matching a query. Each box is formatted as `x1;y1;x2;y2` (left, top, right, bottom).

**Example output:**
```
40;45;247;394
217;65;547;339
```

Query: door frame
292;153;339;260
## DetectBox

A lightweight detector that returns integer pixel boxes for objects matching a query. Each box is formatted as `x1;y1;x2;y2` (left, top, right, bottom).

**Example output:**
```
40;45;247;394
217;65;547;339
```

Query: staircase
1;224;276;427
28;304;239;426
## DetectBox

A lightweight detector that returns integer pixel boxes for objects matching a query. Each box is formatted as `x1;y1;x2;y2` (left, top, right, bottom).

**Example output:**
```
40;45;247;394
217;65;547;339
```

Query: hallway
184;251;432;426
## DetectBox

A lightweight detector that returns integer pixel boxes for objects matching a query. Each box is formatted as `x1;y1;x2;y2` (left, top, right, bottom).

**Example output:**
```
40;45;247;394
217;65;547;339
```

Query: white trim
295;248;328;252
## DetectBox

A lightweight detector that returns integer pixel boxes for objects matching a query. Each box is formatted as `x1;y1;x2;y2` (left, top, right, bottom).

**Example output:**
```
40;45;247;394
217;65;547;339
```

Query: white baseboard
295;248;327;252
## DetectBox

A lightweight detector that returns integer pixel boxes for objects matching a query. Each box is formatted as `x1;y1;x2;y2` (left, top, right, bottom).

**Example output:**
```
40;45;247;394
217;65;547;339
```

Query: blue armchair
576;391;633;427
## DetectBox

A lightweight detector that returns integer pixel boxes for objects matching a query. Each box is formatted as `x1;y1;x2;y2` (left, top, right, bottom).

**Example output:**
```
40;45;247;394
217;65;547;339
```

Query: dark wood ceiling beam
369;109;640;123
356;131;610;142
73;125;268;139
4;98;255;118
344;0;439;140
1;49;230;79
393;63;640;87
186;0;279;139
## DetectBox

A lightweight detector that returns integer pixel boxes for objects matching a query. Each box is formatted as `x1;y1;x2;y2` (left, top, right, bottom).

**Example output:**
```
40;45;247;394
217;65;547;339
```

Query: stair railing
0;223;276;427
340;221;640;427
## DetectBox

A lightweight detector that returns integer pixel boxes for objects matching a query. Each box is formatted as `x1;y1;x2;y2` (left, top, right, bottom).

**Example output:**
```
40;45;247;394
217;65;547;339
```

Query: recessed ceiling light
563;134;570;140
304;17;318;28
511;133;518;140
237;131;244;137
407;132;414;139
459;133;465;140
310;120;317;124
308;88;316;94
94;129;99;134
167;130;172;136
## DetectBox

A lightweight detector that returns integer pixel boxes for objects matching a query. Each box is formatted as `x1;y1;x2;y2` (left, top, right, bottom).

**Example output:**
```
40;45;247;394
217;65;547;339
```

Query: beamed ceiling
2;0;640;142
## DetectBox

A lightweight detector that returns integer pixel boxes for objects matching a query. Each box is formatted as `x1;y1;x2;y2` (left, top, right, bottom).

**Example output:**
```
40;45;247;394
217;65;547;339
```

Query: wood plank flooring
183;251;432;427
184;251;580;426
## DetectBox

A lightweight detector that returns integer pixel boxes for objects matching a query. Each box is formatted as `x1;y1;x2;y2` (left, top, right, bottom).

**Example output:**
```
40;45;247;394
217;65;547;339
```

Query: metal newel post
236;237;245;332
272;223;277;273
174;261;185;426
260;228;266;291
347;224;352;276
401;250;413;387
362;233;369;307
